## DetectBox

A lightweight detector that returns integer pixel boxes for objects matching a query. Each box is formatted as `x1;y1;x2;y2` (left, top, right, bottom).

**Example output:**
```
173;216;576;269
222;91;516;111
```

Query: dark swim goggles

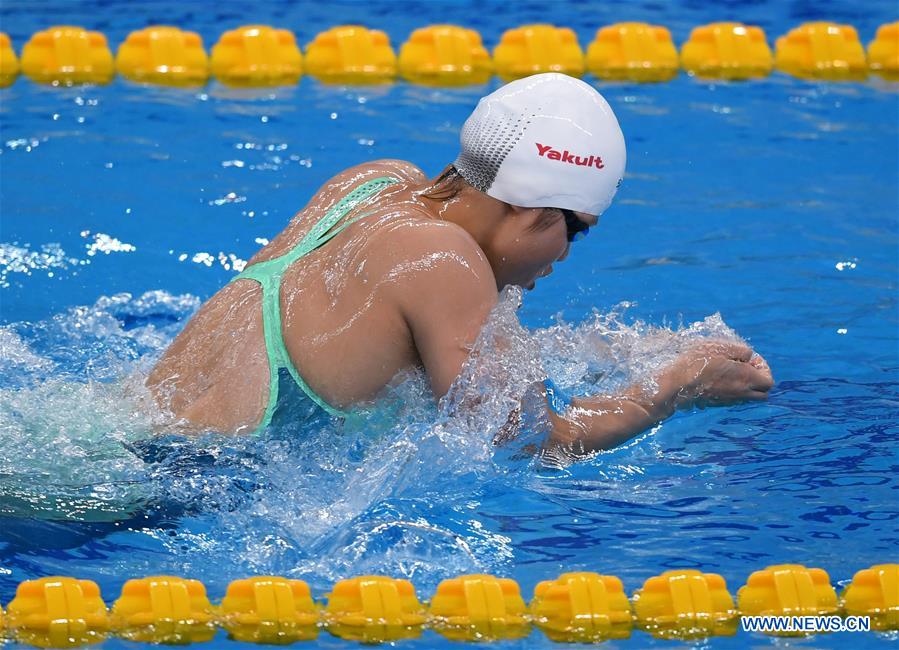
561;209;590;242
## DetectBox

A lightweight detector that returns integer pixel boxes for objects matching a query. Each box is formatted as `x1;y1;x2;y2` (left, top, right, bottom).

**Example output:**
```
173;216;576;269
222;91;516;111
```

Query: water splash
0;242;81;288
0;287;745;587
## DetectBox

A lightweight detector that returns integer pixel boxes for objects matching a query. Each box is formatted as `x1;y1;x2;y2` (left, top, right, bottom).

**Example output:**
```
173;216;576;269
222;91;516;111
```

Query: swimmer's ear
505;204;544;225
526;208;563;234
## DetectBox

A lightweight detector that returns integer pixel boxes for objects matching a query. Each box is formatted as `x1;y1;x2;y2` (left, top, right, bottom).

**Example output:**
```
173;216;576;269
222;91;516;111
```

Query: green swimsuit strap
231;176;400;433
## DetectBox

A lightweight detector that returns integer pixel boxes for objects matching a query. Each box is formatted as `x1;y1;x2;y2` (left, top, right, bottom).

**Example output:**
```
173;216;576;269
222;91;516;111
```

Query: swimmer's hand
662;341;775;411
544;341;774;455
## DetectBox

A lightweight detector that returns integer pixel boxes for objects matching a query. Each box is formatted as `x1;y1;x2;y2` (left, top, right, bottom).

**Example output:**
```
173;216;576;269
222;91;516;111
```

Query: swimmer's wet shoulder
243;165;499;430
374;219;498;398
228;173;406;432
147;159;494;433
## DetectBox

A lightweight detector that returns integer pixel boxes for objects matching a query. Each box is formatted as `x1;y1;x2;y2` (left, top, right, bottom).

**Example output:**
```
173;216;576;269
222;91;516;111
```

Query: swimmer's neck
411;175;511;254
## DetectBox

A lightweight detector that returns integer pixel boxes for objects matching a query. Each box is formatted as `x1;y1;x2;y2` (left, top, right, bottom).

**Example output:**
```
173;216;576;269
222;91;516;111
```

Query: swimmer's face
489;206;597;291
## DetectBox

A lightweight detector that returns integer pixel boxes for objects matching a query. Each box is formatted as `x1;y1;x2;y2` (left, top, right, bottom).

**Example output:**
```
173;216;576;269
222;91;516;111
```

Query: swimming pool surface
1;0;897;647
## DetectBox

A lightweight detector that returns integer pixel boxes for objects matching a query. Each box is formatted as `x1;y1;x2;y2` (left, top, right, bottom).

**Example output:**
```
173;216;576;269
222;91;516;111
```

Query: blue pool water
1;0;898;648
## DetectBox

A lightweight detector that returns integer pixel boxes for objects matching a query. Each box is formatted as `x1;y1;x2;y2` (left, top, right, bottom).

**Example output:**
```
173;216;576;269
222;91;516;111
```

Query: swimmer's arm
545;342;775;454
388;223;498;397
544;382;678;453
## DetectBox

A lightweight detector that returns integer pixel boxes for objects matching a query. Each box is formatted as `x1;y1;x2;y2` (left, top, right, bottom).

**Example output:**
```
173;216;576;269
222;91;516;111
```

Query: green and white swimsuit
230;176;399;435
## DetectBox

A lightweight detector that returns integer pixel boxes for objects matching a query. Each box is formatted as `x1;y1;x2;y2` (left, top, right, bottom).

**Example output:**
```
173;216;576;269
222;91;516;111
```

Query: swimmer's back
147;159;495;433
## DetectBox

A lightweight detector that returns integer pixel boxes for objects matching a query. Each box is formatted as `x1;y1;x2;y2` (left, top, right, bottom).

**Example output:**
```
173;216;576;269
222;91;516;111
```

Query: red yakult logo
535;143;604;169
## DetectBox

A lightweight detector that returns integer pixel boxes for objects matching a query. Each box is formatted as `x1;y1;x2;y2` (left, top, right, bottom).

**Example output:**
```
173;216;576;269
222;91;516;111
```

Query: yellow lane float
586;22;678;82
22;26;114;85
633;569;737;639
429;574;529;641
841;563;899;631
681;22;773;79
775;21;867;80
399;24;492;85
305;25;396;84
116;25;208;86
737;564;838;636
211;25;302;87
325;575;425;642
0;32;19;87
0;564;895;645
221;576;318;643
530;572;632;642
867;22;899;80
6;577;109;648
494;24;584;81
111;576;217;644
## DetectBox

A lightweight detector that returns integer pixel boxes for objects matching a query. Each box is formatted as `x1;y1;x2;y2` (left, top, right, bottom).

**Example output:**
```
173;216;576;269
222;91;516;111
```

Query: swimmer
147;73;774;453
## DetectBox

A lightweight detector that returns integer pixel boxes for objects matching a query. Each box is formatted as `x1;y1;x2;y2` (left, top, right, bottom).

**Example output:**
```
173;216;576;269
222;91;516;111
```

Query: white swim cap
454;73;626;215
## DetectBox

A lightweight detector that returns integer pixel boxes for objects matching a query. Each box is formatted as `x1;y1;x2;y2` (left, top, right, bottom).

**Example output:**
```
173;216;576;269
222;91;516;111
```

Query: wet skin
148;159;774;452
